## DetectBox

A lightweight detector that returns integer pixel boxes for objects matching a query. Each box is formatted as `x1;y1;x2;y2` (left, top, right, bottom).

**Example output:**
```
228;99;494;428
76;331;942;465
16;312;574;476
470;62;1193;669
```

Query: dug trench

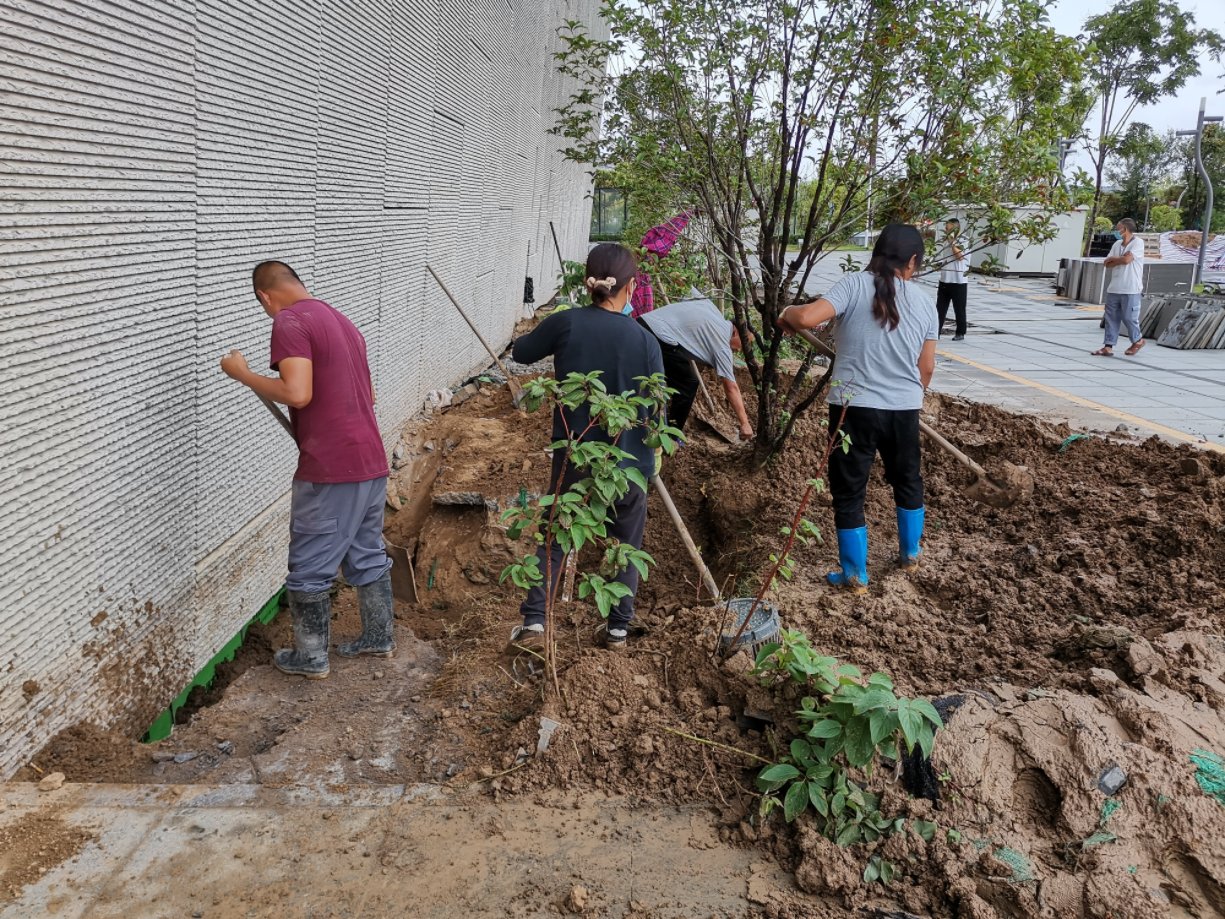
12;362;1225;918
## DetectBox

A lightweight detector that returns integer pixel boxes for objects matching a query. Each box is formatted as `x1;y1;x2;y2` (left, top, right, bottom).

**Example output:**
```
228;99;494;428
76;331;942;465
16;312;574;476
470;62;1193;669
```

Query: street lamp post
1176;97;1223;286
1054;137;1075;191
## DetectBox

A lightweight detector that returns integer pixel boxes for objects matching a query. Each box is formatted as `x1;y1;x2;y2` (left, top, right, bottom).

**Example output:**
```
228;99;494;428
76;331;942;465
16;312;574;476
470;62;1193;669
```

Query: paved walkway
805;259;1225;452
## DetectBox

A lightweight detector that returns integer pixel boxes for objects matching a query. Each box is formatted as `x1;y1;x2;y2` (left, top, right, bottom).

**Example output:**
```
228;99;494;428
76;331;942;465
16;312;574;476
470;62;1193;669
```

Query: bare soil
13;356;1225;918
0;808;96;902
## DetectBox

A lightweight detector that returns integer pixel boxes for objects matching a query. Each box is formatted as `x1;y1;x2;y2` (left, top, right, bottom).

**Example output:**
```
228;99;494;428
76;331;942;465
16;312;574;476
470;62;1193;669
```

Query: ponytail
865;223;925;331
868;271;901;331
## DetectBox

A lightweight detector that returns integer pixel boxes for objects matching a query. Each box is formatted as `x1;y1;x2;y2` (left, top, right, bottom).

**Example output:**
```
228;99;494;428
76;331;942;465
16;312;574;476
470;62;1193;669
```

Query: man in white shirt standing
935;218;970;341
1092;218;1146;356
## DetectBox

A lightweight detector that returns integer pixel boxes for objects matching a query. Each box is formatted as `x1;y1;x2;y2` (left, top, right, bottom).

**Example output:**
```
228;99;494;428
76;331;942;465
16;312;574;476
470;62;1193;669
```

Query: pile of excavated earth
12;334;1225;918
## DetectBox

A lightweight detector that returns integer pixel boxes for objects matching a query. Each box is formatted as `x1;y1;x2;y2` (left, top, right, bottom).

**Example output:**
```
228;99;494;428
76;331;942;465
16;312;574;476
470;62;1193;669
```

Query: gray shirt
823;272;938;411
641;297;736;381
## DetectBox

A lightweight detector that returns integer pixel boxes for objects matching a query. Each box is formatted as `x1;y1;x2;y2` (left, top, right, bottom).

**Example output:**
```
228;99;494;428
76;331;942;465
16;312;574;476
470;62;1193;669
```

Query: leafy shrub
753;629;942;845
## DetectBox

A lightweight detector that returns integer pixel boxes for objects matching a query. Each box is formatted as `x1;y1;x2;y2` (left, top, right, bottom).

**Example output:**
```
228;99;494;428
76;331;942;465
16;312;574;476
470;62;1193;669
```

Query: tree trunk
1084;157;1105;256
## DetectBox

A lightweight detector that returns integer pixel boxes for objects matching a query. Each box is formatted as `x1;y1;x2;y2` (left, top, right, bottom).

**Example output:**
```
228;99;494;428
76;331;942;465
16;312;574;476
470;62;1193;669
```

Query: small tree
1148;204;1182;232
1177;124;1225;233
500;372;680;691
1080;0;1223;250
1105;123;1176;225
554;0;1090;460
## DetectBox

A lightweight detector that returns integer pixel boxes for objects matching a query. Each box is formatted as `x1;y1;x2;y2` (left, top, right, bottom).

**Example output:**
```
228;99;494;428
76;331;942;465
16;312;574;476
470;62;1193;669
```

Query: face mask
621;302;634;316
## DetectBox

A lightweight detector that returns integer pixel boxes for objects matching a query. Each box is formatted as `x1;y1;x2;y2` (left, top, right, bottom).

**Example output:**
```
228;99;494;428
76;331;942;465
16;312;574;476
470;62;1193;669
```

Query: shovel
427;265;526;408
253;393;419;603
792;328;1032;508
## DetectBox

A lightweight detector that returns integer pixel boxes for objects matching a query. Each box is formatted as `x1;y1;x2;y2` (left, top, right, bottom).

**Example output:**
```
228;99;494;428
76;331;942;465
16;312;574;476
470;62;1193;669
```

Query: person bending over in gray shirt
639;296;754;439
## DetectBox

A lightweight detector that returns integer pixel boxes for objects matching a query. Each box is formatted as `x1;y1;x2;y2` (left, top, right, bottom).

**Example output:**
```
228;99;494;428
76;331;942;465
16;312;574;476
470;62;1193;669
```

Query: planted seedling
753;629;943;847
863;855;896;886
722;410;851;655
499;371;680;691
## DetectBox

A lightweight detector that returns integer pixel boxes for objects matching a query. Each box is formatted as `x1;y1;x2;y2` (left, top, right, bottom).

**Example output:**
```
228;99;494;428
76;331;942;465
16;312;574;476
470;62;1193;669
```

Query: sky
1048;0;1224;150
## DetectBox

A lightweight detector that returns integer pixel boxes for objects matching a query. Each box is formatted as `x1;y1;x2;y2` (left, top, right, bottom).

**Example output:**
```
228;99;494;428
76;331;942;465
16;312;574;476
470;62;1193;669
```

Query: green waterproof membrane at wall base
142;588;285;743
1190;749;1225;806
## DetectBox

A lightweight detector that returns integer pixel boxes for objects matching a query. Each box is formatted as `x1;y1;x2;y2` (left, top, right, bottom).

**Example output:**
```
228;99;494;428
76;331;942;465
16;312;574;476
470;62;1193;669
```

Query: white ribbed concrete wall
0;0;601;777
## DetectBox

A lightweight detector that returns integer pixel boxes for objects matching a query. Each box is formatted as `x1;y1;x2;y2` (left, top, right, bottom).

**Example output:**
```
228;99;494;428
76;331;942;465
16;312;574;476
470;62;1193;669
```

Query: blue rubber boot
897;506;925;570
826;527;869;594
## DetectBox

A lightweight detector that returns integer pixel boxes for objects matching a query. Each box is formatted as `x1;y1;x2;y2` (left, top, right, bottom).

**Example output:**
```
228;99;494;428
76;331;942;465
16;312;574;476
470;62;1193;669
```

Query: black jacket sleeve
511;312;563;365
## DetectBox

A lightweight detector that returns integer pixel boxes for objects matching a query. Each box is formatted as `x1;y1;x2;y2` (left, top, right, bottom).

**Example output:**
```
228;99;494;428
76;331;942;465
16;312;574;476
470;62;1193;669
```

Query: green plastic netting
1191;749;1225;806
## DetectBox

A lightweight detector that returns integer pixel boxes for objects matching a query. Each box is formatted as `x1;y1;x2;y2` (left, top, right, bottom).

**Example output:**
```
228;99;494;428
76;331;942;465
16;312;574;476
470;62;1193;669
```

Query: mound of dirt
429;373;1225;916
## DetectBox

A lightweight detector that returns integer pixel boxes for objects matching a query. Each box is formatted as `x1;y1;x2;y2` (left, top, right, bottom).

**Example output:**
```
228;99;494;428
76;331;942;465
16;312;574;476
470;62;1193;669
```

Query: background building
0;0;600;777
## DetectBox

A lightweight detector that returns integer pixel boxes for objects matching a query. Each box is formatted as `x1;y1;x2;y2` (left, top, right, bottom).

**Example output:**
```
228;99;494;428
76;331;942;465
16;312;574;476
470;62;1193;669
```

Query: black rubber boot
337;571;396;658
274;589;331;679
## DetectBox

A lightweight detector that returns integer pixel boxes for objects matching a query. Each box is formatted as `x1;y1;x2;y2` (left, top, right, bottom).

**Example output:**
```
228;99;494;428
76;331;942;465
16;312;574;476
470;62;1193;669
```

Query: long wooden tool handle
427;264;513;378
257;394;295;438
692;360;720;415
652;474;722;601
795;329;990;478
795;327;836;359
917;419;990;478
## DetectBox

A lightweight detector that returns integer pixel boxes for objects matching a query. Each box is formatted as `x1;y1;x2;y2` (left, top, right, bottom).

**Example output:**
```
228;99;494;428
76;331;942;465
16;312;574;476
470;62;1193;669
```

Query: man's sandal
1091;347;1114;356
1125;339;1145;356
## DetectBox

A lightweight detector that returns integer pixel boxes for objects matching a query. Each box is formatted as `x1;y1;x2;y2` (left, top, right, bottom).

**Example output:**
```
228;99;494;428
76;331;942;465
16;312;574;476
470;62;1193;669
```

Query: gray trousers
1103;292;1142;346
520;471;649;631
287;478;392;594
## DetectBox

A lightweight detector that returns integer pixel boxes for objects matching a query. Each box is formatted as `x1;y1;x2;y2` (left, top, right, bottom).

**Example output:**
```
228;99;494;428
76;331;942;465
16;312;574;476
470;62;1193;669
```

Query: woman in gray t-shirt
778;224;938;593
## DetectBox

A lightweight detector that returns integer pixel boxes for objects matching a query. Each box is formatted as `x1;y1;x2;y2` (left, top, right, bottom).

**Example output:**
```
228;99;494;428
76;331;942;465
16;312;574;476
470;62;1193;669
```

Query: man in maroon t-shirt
220;260;396;679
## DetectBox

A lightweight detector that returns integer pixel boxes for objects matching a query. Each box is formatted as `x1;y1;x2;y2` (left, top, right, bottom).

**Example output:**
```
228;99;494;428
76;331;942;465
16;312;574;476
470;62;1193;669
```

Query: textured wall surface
0;0;600;777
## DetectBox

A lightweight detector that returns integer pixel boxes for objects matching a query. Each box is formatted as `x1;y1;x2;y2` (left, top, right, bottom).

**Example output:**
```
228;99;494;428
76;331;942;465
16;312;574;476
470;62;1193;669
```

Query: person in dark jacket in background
508;243;664;651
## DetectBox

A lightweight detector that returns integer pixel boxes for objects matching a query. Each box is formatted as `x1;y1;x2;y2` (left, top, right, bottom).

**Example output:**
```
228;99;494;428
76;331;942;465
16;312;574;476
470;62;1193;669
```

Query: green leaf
913;819;937;842
869;710;896;745
807;719;842;740
917;727;936;760
947;829;962;844
863;859;880;883
866;672;894;690
837;663;862;681
783;781;809;823
758;764;801;785
808;783;829;817
843;717;875;768
879;859;895;884
852;688;896;714
834;822;861;847
790;739;813;764
831;792;846;818
911;698;944;728
753;643;781;668
897;700;922;754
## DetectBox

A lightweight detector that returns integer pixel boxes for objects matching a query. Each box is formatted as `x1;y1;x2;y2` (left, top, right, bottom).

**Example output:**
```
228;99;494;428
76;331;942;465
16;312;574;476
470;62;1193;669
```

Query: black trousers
637;318;699;430
936;282;968;337
827;405;923;530
520;460;649;630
